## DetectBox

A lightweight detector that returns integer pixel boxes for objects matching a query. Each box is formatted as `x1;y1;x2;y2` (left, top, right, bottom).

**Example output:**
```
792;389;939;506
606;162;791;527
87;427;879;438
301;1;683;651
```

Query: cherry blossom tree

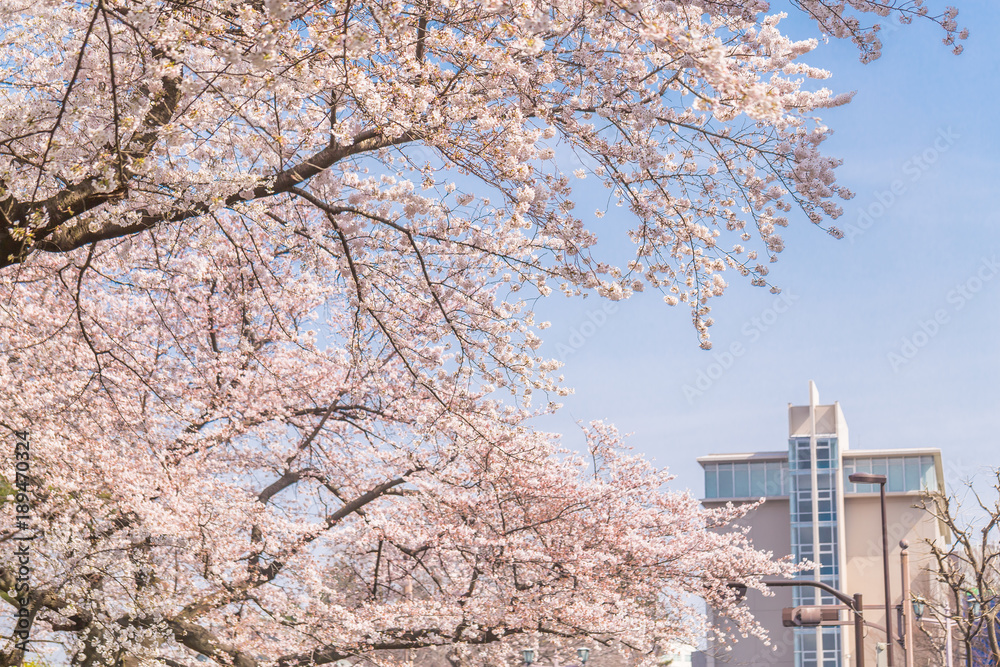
0;0;964;665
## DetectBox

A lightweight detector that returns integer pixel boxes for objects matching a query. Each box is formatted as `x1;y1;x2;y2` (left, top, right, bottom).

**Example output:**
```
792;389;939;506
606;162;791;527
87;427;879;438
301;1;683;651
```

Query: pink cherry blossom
0;0;962;664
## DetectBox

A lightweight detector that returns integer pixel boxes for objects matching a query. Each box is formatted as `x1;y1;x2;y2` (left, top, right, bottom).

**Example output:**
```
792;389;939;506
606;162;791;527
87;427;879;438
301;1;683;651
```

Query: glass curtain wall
843;455;937;493
703;460;789;499
788;437;841;667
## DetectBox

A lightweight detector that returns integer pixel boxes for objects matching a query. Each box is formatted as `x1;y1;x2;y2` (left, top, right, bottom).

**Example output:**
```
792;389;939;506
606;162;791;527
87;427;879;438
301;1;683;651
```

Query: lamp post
522;648;535;666
900;540;914;667
850;472;893;667
577;648;590;665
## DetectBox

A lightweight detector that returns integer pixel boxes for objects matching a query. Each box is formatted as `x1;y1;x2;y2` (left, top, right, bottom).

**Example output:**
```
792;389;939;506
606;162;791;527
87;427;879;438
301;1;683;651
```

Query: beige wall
843;493;948;667
703;498;796;667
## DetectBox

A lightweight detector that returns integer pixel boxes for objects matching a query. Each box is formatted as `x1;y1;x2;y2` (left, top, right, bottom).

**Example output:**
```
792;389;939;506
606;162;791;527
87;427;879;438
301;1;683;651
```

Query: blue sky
530;1;1000;504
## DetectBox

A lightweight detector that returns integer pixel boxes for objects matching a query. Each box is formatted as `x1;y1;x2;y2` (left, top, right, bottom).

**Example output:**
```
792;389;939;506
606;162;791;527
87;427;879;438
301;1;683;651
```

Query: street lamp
967;592;981;617
912;597;926;620
522;649;535;665
577;648;590;665
850;472;893;667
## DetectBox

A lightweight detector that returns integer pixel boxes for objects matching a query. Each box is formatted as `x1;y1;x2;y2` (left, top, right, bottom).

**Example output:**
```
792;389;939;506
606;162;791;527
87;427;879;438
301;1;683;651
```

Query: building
697;382;949;667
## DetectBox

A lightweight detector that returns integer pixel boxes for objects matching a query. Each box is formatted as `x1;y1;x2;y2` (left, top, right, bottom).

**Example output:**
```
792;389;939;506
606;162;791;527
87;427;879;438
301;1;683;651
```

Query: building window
822;628;841;667
816;473;837;522
750;462;767;496
792;486;813;523
718;464;734;498
794;629;839;667
888;457;904;492
905;457;922;490
795;631;818;667
790;438;812;469
733;462;750;497
794;526;814;562
789;437;838;470
843;455;938;493
818;538;838;577
815;438;837;469
766;462;784;496
703;460;789;499
705;465;718;497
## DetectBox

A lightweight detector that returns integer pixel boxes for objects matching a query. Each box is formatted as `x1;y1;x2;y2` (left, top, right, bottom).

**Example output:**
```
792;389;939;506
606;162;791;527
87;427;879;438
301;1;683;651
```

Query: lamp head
849;473;887;485
523;649;535;665
912;596;926;620
577;648;590;664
